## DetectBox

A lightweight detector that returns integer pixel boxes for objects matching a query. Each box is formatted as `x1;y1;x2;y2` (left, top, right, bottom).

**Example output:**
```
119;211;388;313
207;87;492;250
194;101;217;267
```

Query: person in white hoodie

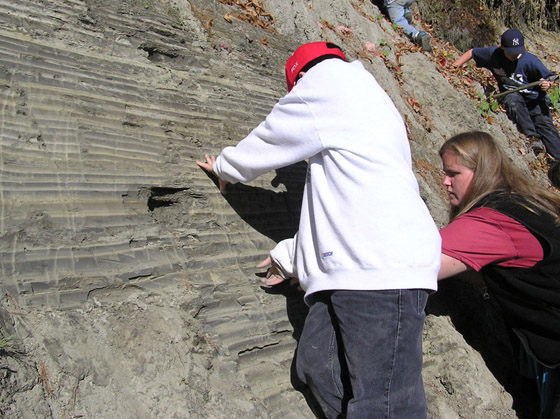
197;42;440;418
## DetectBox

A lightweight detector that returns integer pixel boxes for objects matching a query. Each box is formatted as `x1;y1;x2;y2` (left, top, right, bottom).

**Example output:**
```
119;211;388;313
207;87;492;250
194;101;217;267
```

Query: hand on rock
257;256;287;286
196;154;229;194
257;256;301;288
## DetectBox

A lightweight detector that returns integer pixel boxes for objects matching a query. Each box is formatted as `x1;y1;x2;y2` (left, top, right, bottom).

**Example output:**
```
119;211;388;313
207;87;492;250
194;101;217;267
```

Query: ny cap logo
513;38;520;46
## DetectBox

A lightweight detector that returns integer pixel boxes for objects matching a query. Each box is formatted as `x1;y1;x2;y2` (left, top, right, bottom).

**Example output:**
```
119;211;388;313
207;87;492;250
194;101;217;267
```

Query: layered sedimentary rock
1;0;555;417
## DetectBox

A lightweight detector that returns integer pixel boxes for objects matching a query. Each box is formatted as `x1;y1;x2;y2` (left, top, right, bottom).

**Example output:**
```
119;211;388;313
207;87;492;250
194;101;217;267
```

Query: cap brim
503;45;525;55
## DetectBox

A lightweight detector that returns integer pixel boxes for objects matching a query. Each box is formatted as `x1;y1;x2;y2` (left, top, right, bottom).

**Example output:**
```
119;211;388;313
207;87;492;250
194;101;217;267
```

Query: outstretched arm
453;49;474;67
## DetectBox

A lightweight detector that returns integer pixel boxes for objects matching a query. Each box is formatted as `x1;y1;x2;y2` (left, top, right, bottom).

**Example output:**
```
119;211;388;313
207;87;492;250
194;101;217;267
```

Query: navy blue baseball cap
501;29;525;55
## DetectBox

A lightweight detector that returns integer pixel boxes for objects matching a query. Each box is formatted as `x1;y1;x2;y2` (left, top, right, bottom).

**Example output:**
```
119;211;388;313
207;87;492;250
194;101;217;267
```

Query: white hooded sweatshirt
214;58;440;304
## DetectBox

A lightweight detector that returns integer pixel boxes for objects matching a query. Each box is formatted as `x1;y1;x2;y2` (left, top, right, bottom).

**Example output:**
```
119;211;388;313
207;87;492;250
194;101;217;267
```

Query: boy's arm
453;49;473;67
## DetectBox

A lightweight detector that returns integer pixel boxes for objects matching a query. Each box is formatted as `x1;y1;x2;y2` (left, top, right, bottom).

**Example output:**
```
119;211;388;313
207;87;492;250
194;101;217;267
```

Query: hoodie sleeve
269;235;298;279
213;91;324;184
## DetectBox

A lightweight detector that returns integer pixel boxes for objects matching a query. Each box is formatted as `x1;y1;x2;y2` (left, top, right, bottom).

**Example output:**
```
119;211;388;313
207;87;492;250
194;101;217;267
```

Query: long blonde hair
439;131;560;222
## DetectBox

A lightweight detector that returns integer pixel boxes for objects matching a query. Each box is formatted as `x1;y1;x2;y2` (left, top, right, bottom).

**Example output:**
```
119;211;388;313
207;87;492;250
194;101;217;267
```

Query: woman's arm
438;253;472;280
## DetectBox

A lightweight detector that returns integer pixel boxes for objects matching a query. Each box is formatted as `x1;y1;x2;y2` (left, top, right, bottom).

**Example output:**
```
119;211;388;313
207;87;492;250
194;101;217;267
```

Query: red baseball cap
285;42;346;92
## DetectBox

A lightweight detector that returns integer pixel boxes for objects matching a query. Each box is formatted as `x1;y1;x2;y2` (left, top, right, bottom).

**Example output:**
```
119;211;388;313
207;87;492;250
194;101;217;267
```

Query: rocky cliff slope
1;0;558;417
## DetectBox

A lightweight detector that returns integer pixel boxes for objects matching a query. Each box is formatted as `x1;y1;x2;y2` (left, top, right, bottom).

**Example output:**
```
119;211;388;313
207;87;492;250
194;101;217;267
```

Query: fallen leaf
337;25;352;34
407;97;421;112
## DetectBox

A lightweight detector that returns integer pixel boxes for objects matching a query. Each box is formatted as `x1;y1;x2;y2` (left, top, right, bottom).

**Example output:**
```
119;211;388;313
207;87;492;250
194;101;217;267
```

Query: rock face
0;0;557;417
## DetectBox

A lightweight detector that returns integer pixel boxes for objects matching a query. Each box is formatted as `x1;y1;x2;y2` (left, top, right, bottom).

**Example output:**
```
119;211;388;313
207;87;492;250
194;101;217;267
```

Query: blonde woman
438;131;560;418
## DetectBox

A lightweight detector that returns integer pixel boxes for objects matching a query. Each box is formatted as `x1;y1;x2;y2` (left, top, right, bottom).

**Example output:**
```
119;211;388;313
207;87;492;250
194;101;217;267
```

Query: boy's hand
196;154;229;194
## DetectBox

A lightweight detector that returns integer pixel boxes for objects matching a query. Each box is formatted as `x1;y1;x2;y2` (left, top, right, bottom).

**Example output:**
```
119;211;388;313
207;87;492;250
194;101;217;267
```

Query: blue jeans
520;348;560;419
386;0;418;38
296;289;429;419
501;92;560;159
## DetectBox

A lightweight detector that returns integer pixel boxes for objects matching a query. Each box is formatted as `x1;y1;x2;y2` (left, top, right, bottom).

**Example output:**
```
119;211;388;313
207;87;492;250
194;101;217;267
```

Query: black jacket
474;192;560;367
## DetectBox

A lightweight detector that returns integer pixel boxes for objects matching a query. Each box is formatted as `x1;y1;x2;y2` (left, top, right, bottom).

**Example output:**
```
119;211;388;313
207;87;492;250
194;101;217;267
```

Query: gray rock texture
0;0;558;417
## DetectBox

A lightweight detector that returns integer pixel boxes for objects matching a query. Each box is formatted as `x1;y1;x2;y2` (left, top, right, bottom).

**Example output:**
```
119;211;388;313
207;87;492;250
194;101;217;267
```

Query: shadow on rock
220;161;308;243
218;160;326;415
260;279;327;418
427;274;539;419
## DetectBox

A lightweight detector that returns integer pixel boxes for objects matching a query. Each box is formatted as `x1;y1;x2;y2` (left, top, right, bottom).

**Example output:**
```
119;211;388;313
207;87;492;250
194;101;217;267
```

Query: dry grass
38;361;55;399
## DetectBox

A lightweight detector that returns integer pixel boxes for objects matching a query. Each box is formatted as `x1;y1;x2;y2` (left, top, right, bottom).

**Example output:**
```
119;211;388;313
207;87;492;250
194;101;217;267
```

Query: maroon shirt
440;207;543;270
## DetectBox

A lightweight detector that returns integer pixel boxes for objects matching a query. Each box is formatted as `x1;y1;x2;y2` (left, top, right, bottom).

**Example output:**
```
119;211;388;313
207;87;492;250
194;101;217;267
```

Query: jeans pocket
416;289;429;314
